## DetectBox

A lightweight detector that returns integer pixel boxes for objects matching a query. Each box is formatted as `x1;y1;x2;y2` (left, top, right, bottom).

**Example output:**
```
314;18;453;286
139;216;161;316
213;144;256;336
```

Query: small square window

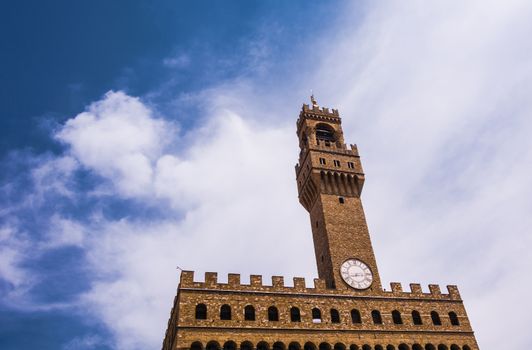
339;197;345;204
333;160;341;167
319;158;326;165
348;162;355;169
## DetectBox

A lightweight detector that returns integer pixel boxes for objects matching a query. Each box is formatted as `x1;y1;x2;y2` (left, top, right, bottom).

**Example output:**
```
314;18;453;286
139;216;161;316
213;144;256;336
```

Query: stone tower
162;98;480;350
295;96;381;292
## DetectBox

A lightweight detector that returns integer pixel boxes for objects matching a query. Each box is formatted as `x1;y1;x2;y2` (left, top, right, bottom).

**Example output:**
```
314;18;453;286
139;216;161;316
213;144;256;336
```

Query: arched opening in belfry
273;342;286;350
392;310;403;324
371;310;383;324
412;345;423;350
450;345;460;350
315;123;336;146
330;308;341;323
241;342;254;350
220;304;231;320
386;345;396;350
437;345;448;350
195;303;207;320
268;306;279;321
289;342;301;350
244;305;255;321
191;342;203;350
351;309;362;323
334;343;346;350
425;345;436;350
206;341;221;350
304;342;317;350
398;344;410;350
375;345;384;350
462;346;471;350
290;307;301;322
224;341;237;350
257;342;270;350
312;308;322;323
349;345;359;350
449;311;460;326
411;310;422;325
362;345;371;350
319;343;331;350
431;311;442;325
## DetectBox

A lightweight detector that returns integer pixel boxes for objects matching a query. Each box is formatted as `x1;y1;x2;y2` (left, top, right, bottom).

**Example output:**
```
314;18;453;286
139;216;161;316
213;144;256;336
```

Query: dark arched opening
195;303;207;320
349;345;359;350
268;306;279;321
257;342;269;350
330;308;341;323
206;341;221;350
375;346;384;350
437;346;448;350
191;342;203;350
319;343;331;350
450;345;460;350
371;310;383;324
425;345;436;350
412;345;423;350
220;304;231;320
449;311;460;326
289;342;301;350
244;305;255;321
386;346;396;350
312;308;322;323
273;342;285;350
304;343;317;350
362;345;371;350
351;309;362;324
290;307;301;322
334;343;346;350
431;311;442;326
398;344;409;350
412;310;422;325
224;341;237;350
315;123;336;142
392;310;403;324
241;342;254;350
462;346;471;350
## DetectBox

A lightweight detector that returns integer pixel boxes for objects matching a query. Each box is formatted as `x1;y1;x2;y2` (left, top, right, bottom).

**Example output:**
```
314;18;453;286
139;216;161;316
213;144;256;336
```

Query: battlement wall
179;271;461;301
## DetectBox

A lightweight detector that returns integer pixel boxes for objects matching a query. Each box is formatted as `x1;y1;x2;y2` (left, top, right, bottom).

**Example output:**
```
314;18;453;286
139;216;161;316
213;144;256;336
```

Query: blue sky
2;1;532;349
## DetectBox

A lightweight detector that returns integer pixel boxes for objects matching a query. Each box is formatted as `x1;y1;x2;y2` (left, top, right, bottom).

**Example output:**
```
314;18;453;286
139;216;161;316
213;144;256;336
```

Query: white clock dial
340;259;373;289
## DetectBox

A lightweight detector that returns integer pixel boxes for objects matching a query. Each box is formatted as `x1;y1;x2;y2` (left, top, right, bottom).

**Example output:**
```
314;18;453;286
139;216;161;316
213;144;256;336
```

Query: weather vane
310;90;318;107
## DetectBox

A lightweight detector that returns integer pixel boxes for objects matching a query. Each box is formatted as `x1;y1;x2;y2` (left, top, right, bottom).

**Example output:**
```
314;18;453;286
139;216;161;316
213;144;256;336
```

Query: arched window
398;344;409;350
319;343;331;350
304;343;317;350
268;306;279;321
224;341;237;350
334;343;346;350
371;310;383;324
392;310;403;324
273;342;286;350
244;305;255;321
241;342;253;350
206;341;221;350
375;346;384;350
386;346;396;350
425;345;436;350
315;123;336;142
351;309;362;324
257;342;269;350
195;303;207;320
289;343;301;350
413;345;423;350
362;345;371;350
437;345;448;350
191;342;203;350
330;308;341;323
312;308;322;323
450;345;460;350
462;346;471;350
220;304;231;320
411;310;422;325
350;345;359;350
449;311;460;326
290;307;301;322
431;311;442;326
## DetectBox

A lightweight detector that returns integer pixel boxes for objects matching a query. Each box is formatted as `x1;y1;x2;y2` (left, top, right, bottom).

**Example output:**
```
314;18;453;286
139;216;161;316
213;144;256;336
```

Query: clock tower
295;96;382;292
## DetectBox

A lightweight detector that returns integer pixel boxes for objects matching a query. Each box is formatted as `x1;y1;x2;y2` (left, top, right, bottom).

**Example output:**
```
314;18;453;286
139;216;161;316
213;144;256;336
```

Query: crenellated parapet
179;271;462;301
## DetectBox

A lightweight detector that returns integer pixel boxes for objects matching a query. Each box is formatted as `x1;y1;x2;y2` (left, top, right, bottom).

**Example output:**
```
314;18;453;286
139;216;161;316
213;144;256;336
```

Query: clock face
340;259;373;289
